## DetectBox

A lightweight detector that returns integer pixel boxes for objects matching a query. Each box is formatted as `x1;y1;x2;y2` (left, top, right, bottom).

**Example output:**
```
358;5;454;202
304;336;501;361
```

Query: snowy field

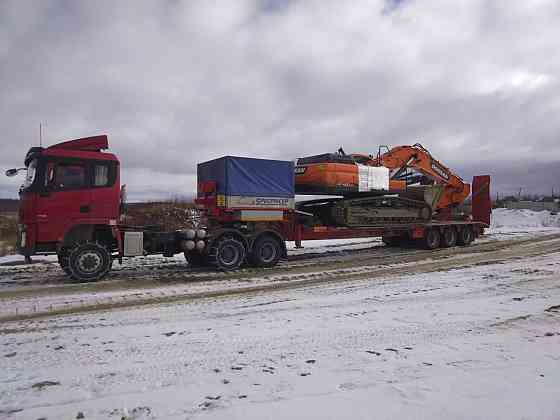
1;251;560;419
1;209;560;419
486;208;560;239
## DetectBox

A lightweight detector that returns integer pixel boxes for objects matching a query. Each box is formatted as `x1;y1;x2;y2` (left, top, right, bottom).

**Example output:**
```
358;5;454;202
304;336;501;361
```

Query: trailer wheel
184;252;207;268
68;242;112;282
249;235;282;268
441;227;458;247
457;226;474;246
208;237;246;271
57;248;72;275
419;205;432;221
422;228;441;250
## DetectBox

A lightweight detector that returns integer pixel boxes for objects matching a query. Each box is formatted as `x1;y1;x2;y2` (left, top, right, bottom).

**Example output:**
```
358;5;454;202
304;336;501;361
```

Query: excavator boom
373;143;470;210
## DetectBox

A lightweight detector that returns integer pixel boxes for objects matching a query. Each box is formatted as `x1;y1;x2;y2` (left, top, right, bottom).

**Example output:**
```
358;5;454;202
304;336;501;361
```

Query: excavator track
333;195;432;227
297;195;432;227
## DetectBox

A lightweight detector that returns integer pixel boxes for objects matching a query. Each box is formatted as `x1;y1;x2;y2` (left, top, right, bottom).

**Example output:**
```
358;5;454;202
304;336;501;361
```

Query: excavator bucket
471;175;491;226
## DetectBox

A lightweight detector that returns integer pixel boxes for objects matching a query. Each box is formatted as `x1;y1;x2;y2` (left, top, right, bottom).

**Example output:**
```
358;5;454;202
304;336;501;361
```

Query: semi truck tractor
5;135;491;282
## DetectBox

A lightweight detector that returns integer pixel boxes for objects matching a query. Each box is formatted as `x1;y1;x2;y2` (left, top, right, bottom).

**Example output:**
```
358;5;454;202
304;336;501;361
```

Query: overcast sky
1;0;559;201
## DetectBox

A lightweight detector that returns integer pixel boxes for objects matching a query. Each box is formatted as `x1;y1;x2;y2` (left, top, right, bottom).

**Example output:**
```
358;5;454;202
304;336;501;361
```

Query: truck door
89;160;119;221
35;159;91;243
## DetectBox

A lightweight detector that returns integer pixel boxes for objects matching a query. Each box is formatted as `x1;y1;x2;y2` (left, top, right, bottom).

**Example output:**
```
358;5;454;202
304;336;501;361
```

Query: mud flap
472;175;491;226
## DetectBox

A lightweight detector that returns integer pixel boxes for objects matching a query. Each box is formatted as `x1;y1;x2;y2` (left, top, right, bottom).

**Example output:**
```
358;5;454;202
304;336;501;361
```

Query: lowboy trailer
7;135;491;282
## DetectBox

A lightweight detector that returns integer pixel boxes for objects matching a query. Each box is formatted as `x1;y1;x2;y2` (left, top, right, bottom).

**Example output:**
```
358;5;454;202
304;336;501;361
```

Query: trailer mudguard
472;175;491;226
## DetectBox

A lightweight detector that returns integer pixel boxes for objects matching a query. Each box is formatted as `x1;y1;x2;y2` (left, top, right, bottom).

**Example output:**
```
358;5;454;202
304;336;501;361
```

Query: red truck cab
16;135;120;272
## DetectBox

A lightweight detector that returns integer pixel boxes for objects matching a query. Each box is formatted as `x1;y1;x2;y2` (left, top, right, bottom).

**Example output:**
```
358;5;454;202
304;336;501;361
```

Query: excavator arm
373;143;470;211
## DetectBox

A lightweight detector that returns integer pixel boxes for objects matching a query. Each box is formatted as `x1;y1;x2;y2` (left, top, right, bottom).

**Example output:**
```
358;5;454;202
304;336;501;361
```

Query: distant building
505;200;559;213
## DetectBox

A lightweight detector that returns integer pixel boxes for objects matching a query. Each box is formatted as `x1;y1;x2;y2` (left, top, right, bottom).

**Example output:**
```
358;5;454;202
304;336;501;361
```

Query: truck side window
45;162;55;187
53;163;86;189
94;164;109;187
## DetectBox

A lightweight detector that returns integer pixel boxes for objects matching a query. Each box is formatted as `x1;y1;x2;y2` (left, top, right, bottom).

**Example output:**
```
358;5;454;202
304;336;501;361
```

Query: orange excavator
294;144;470;226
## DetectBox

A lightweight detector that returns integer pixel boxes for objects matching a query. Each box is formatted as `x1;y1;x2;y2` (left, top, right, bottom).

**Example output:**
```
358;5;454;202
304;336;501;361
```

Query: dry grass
124;200;198;230
0;215;17;256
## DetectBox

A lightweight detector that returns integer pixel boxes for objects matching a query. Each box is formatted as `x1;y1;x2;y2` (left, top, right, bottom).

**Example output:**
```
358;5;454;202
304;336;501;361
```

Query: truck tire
422;228;441;250
441;227;458;247
57;248;72;275
184;252;207;268
457;226;474;246
208;237;246;271
248;235;282;268
68;242;112;282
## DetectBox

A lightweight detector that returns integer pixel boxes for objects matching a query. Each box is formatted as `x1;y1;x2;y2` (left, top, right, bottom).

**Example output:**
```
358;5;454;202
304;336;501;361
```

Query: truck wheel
208;237;246;271
68;242;112;282
422;228;441;250
57;248;72;275
457;226;474;246
249;235;282;268
441;227;458;247
184;252;207;268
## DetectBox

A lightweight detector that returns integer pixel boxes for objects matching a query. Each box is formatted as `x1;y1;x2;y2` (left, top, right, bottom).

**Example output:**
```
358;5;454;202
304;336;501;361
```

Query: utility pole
39;122;46;146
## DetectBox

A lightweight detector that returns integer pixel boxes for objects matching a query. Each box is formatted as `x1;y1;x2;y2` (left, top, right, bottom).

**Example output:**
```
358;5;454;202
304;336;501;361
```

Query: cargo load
197;156;295;210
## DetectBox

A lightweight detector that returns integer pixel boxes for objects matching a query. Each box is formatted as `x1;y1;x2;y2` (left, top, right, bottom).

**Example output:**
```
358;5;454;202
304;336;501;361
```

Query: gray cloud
1;0;559;200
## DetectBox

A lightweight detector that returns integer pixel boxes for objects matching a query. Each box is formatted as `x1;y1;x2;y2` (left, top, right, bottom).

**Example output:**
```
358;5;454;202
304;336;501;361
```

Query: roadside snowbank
488;208;560;237
491;208;560;229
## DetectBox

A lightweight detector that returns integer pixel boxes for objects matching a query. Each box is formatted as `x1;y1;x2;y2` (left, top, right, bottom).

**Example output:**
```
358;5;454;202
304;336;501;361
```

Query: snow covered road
2;250;560;419
1;233;560;322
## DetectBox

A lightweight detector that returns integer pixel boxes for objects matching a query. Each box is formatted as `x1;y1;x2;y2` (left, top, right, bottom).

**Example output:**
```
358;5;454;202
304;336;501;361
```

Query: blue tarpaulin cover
197;156;294;198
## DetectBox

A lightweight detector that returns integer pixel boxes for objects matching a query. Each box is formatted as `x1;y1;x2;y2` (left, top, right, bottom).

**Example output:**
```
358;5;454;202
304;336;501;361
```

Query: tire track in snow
1;234;560;324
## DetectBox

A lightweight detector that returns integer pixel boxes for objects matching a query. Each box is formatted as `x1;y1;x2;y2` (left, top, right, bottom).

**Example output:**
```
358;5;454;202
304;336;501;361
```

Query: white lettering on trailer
226;196;295;209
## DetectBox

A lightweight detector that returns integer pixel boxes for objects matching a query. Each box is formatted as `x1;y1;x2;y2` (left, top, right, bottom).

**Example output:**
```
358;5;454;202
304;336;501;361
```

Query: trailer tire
457;226;474;246
57;248;72;275
68;242;112;282
422;228;441;250
248;235;282;268
208;237;246;271
441;227;458;248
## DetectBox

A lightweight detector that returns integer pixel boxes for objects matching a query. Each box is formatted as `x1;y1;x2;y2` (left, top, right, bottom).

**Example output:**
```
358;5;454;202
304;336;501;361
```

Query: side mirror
5;168;19;177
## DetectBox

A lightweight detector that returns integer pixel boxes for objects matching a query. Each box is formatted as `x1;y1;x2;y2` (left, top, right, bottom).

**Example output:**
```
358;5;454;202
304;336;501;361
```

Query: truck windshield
23;159;38;189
